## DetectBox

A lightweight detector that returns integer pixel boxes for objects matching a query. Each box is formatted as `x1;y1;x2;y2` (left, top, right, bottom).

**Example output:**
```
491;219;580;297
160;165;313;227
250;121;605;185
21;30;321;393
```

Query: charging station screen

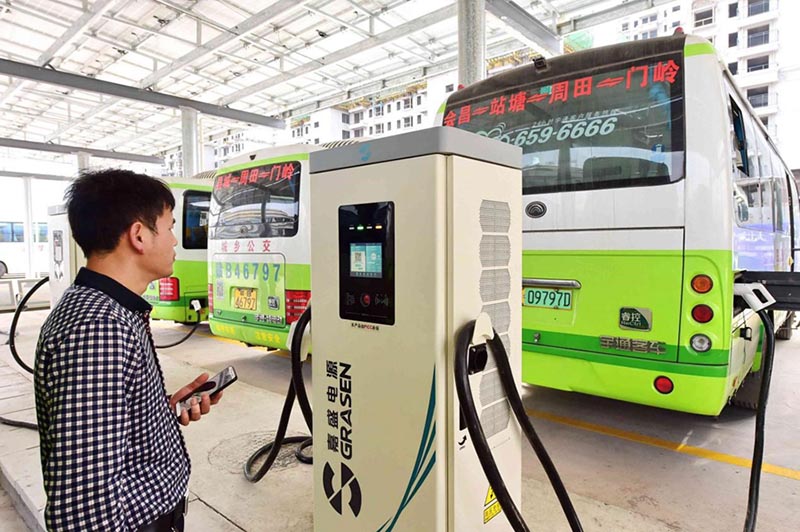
339;202;394;325
350;243;382;278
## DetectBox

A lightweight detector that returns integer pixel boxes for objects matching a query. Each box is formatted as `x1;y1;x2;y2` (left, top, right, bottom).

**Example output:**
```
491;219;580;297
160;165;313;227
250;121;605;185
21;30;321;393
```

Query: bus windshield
210;161;301;239
444;53;685;194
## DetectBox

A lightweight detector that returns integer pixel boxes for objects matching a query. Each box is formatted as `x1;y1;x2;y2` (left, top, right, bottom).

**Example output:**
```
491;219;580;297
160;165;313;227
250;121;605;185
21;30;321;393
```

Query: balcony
736;30;779;58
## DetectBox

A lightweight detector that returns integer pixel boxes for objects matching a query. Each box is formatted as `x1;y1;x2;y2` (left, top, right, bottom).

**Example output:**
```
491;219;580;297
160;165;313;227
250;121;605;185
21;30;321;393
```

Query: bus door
445;51;687;365
209;161;301;335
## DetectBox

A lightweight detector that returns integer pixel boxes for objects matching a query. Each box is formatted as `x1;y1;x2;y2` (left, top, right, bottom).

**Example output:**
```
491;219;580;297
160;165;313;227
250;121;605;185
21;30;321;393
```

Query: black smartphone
175;366;237;416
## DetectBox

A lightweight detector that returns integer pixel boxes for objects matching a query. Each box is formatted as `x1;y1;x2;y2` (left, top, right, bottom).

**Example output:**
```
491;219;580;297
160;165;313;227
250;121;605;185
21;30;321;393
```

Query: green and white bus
144;171;214;323
442;33;799;415
207;145;321;349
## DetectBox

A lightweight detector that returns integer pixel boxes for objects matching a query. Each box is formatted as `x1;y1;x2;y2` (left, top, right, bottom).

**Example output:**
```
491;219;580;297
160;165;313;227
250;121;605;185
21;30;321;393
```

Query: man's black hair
65;169;175;258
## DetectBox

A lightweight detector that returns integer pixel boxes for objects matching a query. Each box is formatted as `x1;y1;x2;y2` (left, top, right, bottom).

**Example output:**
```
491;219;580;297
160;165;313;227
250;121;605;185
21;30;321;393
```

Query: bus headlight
690;334;712;353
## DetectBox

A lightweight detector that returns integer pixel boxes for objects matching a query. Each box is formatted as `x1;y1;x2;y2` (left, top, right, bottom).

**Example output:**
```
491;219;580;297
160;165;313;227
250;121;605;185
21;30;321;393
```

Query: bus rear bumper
521;347;733;416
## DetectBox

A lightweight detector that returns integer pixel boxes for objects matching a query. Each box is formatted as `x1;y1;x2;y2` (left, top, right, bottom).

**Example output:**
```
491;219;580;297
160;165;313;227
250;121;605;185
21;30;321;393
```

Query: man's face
145;207;177;282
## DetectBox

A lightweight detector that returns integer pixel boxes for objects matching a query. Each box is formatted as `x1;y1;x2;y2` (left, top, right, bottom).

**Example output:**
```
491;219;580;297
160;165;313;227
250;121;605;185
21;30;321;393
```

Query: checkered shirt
34;268;190;531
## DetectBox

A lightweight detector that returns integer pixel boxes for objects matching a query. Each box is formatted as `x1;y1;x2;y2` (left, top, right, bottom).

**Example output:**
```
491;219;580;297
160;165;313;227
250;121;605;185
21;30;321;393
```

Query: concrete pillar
181;106;200;178
458;0;486;87
76;151;91;172
23;177;34;277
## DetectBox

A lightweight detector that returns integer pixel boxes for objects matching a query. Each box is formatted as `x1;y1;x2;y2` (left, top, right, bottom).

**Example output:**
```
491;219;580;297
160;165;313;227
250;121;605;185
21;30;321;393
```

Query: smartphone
175;366;237;416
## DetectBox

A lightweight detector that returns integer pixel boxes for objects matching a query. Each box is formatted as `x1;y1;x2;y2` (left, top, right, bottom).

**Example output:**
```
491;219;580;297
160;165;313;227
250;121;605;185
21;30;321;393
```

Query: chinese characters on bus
214;161;298;190
443;59;680;127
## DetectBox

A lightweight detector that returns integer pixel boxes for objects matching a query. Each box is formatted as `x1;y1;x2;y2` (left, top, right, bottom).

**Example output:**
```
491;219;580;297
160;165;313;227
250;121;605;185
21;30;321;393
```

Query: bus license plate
233;287;257;311
522;288;572;310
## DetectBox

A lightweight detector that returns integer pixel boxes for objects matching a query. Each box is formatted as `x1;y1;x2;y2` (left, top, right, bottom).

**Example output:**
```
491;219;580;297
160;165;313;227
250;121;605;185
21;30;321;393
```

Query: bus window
735;179;763;228
773;175;789;233
0;222;25;243
444;53;685;194
741;112;759;177
761;179;773;229
729;97;749;175
755;133;773;179
210;161;301;239
183;190;211;250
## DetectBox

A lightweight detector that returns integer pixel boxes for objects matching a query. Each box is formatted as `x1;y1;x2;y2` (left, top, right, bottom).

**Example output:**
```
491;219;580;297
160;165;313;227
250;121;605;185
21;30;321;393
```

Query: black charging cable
244;305;313;482
455;320;583;532
1;276;48;431
743;309;776;532
154;299;205;349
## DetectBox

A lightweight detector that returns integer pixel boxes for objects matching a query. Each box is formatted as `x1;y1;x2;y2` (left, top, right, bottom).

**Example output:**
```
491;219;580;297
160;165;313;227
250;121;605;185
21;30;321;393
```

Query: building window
387;122;392;131
375;106;383;117
375;124;383;134
342;130;351;139
417;95;422;105
403;98;412;109
396;101;401;111
748;25;769;47
342;113;350;124
314;138;319;144
387;105;392;114
305;126;308;134
314;122;319;128
353;111;363;124
729;2;738;17
729;32;738;47
694;8;714;27
761;116;769;127
445;84;454;92
747;55;770;72
634;20;638;27
728;61;739;75
672;20;680;27
404;116;413;127
369;109;373;118
369;126;373;135
397;120;401;128
747;86;769;108
354;128;364;138
673;5;680;12
748;0;769;17
622;22;629;31
417;115;422;124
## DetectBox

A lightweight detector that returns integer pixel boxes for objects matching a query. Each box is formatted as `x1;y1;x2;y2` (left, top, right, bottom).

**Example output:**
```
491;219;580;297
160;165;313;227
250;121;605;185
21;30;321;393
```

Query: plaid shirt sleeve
40;318;139;531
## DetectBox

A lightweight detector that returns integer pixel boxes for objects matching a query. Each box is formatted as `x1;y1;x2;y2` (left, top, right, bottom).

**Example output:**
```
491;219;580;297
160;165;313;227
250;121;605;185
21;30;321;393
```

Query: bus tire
0;261;6;278
731;370;763;411
775;311;794;341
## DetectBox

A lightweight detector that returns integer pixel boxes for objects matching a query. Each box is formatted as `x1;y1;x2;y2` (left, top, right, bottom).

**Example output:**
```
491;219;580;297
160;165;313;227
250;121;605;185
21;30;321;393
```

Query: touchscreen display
350;243;382;278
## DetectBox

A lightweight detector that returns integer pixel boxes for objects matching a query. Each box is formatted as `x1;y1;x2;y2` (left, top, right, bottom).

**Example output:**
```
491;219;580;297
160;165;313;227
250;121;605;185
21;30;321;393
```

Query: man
34;169;222;531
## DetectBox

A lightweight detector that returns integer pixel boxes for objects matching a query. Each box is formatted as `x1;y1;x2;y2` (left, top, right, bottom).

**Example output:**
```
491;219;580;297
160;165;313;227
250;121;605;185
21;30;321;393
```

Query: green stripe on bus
684;42;716;57
437;102;446;114
217;152;311;174
522;340;729;377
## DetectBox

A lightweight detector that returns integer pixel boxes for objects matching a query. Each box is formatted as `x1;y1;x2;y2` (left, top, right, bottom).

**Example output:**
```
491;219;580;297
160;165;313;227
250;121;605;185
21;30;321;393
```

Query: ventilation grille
476;199;513;439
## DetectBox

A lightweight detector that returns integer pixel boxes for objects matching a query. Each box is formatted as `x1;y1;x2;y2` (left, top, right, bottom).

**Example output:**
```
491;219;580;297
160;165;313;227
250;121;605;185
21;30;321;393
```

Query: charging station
47;203;85;307
309;127;522;531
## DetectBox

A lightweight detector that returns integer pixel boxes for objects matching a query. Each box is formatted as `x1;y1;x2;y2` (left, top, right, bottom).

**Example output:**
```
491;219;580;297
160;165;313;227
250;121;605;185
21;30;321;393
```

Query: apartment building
620;0;799;170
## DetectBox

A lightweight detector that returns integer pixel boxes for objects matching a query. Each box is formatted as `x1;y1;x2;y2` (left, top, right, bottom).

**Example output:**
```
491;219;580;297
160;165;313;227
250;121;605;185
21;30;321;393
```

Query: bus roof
447;33;688;108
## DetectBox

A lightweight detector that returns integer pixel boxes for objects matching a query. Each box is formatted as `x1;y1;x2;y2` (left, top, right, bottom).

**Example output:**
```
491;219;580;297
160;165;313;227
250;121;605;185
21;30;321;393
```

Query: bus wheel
0;261;6;278
731;370;762;411
775;311;794;341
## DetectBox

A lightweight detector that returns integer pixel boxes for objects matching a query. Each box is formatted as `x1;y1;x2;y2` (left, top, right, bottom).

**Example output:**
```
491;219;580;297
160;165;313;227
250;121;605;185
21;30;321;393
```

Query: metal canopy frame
0;0;673;159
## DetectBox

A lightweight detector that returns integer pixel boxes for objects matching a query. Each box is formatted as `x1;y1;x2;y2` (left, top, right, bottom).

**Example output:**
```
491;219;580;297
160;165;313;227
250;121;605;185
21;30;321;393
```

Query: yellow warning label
483;486;502;524
484;486;496;506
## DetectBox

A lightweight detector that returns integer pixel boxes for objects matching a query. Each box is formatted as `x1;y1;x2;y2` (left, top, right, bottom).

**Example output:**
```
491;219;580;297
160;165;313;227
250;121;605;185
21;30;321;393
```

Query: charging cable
1;276;48;430
455;317;583;532
155;299;204;349
244;305;313;482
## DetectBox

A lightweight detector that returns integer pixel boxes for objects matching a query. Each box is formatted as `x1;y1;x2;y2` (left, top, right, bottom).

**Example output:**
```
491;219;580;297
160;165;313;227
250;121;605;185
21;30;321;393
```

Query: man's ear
128;221;146;254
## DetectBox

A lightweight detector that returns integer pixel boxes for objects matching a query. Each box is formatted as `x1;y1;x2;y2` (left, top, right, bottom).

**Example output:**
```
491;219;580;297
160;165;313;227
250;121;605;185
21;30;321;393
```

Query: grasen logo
323;462;362;517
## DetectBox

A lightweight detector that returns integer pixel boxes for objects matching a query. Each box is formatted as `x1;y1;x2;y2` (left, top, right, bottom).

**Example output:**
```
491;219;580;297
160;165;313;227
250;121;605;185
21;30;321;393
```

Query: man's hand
169;373;223;426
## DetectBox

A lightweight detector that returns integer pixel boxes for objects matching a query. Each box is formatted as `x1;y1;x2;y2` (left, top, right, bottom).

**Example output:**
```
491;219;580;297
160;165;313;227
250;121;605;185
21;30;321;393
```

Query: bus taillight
691;274;713;293
159;277;180;301
208;283;214;313
691;304;714;323
285;290;311;324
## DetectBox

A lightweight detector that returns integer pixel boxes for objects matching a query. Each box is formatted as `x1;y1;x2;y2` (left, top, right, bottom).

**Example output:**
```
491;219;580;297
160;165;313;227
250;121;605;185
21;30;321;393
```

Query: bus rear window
210;161;301;239
444;54;685;194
